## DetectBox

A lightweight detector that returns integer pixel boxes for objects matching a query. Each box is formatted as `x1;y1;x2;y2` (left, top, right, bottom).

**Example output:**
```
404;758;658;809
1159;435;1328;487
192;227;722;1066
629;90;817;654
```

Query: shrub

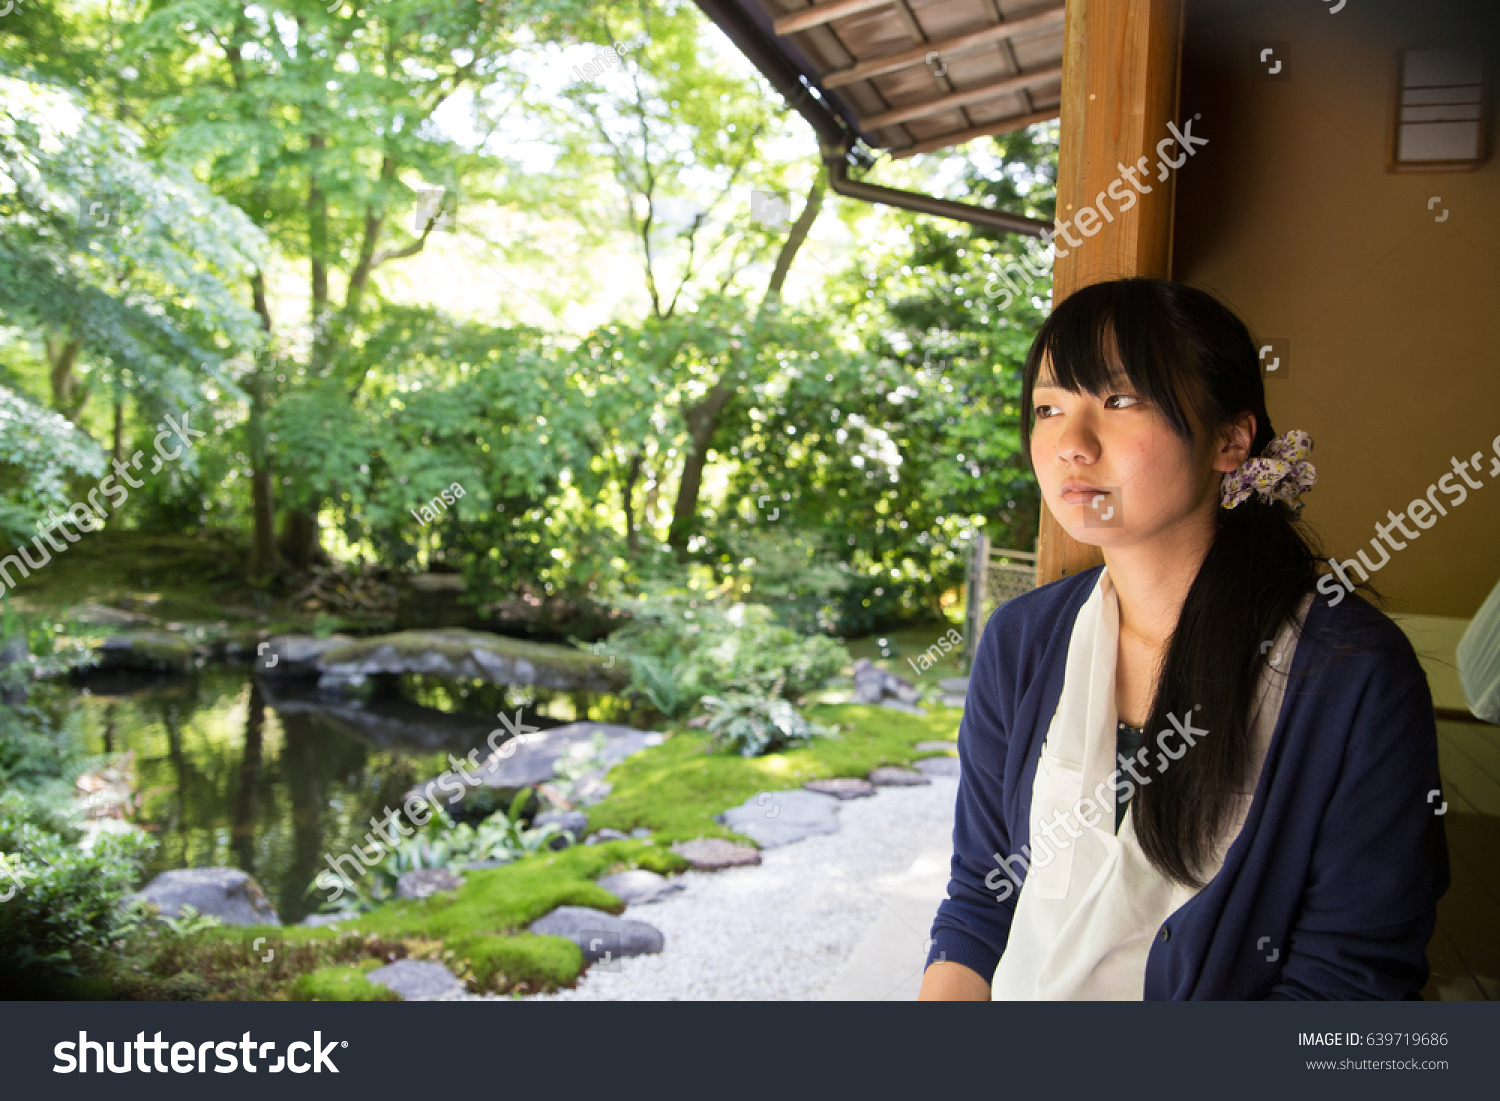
701;692;833;758
0;812;155;979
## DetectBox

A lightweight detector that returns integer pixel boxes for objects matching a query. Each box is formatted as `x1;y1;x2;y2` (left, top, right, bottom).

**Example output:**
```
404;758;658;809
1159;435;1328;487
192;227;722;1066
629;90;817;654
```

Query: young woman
919;278;1450;1000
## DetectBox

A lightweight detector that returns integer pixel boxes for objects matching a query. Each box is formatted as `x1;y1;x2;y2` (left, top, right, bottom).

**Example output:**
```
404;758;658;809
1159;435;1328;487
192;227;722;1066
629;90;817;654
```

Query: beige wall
1173;0;1500;618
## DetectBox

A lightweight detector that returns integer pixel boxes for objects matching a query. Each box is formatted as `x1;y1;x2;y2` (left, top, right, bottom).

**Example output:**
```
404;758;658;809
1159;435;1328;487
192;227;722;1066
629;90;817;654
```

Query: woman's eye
1105;393;1141;409
1034;404;1059;419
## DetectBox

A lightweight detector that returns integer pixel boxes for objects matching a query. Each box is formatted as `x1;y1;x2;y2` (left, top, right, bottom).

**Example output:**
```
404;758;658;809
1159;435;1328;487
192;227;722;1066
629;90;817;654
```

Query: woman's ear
1213;412;1258;473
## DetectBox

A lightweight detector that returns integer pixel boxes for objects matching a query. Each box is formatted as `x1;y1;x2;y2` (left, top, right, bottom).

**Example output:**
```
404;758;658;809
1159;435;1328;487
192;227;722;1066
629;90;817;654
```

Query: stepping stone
938;677;970;693
939;694;968;709
671;838;762;870
852;658;919;704
597;869;684;905
720;790;841;848
914;741;957;754
528;906;664;961
396;867;462;900
585;828;631;845
868;766;930;787
804;777;876;800
915;756;961;779
367;960;465;1001
879;699;928;716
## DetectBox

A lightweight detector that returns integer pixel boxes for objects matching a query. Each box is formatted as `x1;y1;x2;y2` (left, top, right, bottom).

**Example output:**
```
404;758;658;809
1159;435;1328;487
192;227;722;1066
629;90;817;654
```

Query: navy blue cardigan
927;567;1451;999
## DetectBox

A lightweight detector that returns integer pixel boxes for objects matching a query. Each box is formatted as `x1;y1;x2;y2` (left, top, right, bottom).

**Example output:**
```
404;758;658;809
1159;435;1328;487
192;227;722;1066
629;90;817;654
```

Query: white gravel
528;775;959;1001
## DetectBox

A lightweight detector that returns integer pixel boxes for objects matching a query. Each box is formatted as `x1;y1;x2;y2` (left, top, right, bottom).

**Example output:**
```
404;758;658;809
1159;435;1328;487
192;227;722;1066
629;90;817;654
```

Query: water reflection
69;669;635;923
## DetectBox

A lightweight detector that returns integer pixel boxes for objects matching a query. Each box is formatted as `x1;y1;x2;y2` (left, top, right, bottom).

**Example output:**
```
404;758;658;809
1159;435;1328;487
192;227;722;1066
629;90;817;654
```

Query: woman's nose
1054;417;1100;466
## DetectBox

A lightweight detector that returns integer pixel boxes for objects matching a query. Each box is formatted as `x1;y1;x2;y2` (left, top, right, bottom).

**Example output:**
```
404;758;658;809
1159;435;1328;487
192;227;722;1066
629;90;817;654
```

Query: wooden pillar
1036;0;1185;584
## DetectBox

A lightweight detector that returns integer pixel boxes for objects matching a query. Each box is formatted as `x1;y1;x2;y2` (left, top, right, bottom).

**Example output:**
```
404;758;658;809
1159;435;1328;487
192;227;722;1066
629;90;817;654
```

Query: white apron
990;569;1306;1000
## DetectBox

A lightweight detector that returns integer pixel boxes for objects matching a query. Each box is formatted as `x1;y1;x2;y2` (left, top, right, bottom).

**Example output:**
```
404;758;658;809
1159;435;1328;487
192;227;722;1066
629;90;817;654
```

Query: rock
534;810;588;850
301;913;350;928
938;676;970;693
461;859;511;871
803;777;876;800
915;756;961;779
851;658;920;705
135;868;280;926
315;629;627;692
596;869;684;905
586;828;631;845
395;867;462;900
671;838;762;870
527;906;664;961
73;602;156;629
851;658;887;704
721;790;841;848
253;634;354;677
94;631;196;674
914;741;958;754
630;828;652;840
939;693;968;709
573;776;613;807
879;698;928;716
868;766;930;787
366;960;465;1001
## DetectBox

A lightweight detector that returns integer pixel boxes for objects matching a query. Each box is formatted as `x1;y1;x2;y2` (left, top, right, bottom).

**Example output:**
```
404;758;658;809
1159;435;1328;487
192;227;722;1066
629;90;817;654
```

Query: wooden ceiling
759;0;1066;157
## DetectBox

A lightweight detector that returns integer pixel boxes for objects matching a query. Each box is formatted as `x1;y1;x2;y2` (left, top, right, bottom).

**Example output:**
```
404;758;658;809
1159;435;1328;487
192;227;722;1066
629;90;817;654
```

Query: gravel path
529;774;959;1001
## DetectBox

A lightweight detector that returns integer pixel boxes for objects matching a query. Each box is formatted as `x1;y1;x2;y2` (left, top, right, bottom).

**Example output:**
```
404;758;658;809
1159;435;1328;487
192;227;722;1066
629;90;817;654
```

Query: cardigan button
1158;926;1171;943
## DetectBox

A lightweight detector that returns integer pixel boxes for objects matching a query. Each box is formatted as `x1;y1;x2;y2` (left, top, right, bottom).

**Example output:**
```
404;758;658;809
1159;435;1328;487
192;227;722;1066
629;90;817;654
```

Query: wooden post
1035;0;1185;585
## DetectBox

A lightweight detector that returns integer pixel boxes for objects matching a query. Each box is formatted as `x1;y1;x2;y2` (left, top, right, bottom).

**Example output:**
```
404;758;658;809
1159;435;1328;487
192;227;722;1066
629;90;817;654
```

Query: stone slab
527;906;664;961
367;959;465;1001
671;838;762;870
596;869;684;905
803;777;876;800
720;789;841;848
868;766;930;787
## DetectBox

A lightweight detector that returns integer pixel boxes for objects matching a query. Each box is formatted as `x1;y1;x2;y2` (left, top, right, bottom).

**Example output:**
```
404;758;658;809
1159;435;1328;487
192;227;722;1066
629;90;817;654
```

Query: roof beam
889;108;1061;158
860;64;1063;130
823;6;1067;88
773;0;893;37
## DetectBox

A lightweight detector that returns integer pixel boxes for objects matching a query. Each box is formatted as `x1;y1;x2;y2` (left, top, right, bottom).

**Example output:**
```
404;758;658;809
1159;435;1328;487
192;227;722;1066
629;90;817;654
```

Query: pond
64;668;640;923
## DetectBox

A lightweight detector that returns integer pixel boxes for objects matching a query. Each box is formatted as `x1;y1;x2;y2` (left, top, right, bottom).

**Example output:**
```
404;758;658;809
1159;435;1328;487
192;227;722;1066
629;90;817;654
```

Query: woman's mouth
1059;481;1110;506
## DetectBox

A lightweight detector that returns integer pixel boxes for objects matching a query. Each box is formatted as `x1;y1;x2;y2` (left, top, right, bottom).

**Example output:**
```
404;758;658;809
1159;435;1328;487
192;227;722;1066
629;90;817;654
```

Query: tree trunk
247;273;282;581
111;397;125;467
46;334;87;422
622;448;644;553
666;177;823;559
278;508;326;573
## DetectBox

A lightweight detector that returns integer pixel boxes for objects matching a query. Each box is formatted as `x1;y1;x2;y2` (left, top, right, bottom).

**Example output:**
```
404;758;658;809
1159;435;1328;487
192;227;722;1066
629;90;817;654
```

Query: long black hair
1020;278;1322;887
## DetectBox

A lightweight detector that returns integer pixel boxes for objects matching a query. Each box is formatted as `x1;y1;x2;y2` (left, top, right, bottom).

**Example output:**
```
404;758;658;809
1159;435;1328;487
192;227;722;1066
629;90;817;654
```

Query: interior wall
1173;0;1500;618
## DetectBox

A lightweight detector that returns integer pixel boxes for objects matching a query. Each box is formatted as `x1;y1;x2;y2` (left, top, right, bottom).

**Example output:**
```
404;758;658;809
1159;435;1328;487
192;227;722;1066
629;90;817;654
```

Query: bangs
1023;280;1205;445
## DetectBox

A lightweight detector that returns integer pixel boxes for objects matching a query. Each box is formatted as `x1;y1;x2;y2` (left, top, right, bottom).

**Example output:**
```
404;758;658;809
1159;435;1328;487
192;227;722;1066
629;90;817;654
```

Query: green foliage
0;811;155;980
701;691;830;758
312;793;571;915
0;387;106;543
291;961;401;1002
158;903;225;940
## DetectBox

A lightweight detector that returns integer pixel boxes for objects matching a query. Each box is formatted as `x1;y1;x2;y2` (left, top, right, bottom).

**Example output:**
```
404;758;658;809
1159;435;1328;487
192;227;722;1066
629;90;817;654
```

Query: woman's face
1029;357;1244;549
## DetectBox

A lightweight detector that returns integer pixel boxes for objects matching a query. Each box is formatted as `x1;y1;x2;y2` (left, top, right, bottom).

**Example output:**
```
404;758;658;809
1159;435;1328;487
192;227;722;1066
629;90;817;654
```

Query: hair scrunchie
1220;429;1316;514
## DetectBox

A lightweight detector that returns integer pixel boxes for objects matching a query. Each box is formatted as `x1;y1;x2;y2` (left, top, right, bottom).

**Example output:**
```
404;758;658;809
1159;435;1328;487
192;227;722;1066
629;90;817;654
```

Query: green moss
583;703;963;843
291;963;402;1001
449;933;582;993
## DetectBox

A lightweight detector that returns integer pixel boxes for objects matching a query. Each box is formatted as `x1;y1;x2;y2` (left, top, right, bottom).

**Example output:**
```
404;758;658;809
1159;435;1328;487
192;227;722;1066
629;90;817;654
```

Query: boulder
395;867;462;900
803;777;876;800
314;629;627;692
868;766;930;787
366;960;466;1001
671;838;761;870
851;658;920;704
528;906;664;962
412;724;662;811
721;790;841;848
135;867;280;926
596;869;684;906
94;631;196;674
915;756;961;779
252;634;355;677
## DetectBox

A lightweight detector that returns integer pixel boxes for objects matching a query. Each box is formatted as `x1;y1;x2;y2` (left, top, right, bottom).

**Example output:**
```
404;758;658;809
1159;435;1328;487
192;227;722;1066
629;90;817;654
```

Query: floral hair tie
1220;429;1316;514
